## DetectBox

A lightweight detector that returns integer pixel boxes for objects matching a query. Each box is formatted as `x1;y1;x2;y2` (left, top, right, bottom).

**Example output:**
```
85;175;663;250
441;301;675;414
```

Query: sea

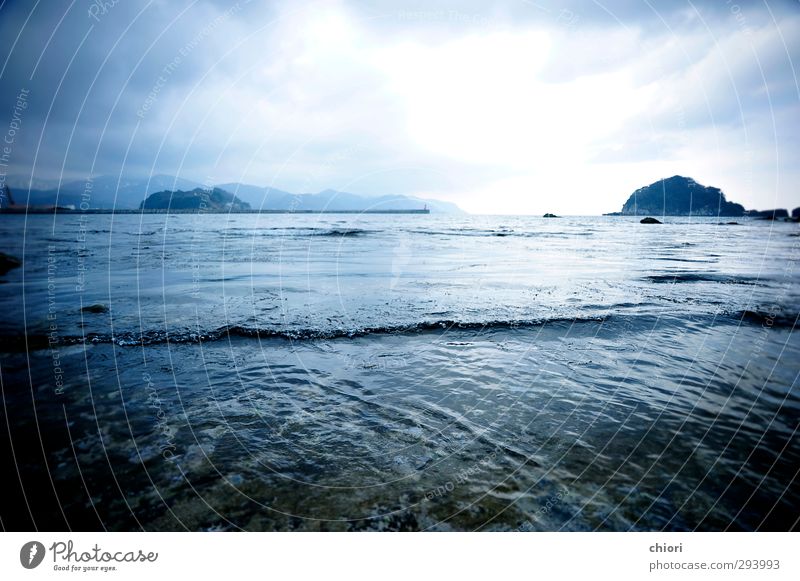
0;213;798;531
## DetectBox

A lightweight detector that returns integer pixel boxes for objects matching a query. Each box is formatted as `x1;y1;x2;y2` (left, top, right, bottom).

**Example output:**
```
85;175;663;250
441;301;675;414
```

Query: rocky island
140;187;251;211
607;176;745;217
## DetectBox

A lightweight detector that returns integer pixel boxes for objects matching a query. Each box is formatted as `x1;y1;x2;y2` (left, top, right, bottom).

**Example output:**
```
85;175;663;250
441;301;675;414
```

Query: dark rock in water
616;176;745;216
719;221;740;225
747;208;789;220
792;207;800;219
543;213;559;218
640;217;662;224
81;304;109;314
0;252;21;275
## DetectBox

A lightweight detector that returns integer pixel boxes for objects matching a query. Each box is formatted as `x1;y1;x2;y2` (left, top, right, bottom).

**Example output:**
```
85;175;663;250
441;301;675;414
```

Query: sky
0;0;798;214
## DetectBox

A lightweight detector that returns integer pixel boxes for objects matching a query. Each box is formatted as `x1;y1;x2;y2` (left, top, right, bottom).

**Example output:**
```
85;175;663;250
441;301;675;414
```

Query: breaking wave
4;309;797;351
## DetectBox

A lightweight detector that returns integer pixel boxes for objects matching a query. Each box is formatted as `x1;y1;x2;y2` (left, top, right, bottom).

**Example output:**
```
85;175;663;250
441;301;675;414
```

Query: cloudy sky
1;0;798;214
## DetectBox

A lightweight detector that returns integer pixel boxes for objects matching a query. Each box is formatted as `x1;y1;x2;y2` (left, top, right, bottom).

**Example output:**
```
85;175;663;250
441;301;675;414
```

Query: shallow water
0;214;798;530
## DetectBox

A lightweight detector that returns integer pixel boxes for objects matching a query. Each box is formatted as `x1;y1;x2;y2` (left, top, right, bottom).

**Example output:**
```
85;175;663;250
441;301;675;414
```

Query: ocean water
0;213;798;531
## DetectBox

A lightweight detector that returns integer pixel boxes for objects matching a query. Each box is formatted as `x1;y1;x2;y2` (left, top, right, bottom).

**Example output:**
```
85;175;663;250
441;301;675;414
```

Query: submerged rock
81;304;109;314
543;213;559;218
0;252;21;275
640;217;662;224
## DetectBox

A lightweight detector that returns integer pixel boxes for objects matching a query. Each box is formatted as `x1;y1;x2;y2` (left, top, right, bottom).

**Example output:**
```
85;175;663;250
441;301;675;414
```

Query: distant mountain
215;183;295;209
216;184;463;213
613;176;745;217
6;175;463;213
140;188;250;211
6;174;203;209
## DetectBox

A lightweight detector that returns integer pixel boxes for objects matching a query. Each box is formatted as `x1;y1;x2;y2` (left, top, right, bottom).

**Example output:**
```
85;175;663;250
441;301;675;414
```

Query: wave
644;273;766;285
218;227;377;238
407;228;503;237
3;310;796;351
407;229;592;239
314;228;373;237
736;309;799;328
4;316;610;349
